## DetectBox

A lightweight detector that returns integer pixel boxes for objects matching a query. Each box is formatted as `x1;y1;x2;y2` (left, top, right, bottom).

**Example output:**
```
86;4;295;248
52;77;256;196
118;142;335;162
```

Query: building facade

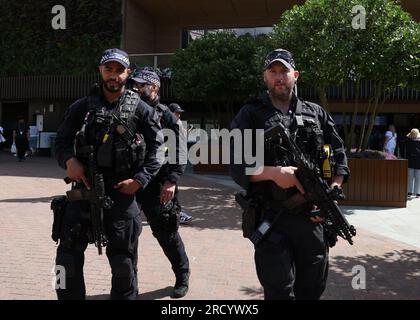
0;0;419;149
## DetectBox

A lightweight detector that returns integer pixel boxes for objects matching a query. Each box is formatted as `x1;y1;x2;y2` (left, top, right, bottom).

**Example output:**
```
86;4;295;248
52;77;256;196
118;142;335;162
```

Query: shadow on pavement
0;151;64;179
137;286;173;300
0;196;62;203
239;286;264;299
325;249;420;299
177;176;242;231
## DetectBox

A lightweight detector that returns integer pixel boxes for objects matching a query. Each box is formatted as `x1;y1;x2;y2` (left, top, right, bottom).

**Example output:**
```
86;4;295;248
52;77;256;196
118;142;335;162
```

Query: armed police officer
130;69;190;298
53;48;163;300
230;49;350;300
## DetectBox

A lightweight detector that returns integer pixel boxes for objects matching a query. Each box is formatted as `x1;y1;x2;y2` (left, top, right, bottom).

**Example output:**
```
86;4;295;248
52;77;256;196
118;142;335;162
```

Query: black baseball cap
131;69;161;87
264;49;296;70
169;103;185;113
99;48;130;68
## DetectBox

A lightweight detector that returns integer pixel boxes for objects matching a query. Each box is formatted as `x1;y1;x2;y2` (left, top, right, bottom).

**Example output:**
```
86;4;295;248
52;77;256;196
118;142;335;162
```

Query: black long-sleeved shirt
55;85;163;188
148;97;187;184
403;139;420;169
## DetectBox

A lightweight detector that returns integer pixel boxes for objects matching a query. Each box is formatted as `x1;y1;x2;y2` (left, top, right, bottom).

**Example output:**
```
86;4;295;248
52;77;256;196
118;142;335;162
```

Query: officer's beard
139;87;153;103
103;78;126;93
269;82;294;102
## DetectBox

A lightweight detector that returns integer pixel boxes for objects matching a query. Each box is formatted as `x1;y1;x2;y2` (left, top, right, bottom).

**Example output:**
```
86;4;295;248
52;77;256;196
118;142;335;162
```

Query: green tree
171;31;262;128
268;0;419;151
0;0;122;76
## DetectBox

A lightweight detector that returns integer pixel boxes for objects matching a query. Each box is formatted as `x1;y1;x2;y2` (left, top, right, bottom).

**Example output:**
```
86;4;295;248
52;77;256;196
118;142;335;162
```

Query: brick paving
0;151;419;300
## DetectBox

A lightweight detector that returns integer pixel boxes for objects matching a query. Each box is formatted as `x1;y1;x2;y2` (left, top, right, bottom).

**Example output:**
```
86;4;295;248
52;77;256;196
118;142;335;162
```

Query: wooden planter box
340;158;408;208
191;143;408;208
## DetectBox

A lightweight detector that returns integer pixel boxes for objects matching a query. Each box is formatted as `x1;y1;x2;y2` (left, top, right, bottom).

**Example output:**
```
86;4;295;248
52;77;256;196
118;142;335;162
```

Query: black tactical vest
77;89;146;181
246;94;326;202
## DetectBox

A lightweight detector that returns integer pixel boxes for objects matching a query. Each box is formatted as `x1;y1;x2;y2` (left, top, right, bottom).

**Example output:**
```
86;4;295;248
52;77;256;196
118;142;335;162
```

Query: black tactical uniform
54;84;163;300
230;91;349;300
135;96;190;293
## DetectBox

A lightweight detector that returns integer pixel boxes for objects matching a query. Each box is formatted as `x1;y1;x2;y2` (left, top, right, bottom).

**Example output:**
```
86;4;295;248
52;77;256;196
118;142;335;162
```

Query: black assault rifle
65;145;113;255
264;122;356;246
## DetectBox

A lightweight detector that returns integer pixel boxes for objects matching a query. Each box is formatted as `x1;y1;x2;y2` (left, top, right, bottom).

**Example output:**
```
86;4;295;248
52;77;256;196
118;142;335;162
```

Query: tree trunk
340;82;349;148
362;80;383;150
346;78;361;151
358;96;373;151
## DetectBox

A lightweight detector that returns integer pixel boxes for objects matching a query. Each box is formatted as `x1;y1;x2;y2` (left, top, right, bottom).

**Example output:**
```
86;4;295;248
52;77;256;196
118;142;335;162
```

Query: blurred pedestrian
383;124;397;156
405;128;420;197
169;103;194;224
0;125;6;150
13;119;30;162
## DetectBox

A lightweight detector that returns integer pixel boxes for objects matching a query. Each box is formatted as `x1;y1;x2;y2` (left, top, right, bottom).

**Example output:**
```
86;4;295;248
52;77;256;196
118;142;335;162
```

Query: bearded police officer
54;48;163;300
230;49;350;300
130;69;190;298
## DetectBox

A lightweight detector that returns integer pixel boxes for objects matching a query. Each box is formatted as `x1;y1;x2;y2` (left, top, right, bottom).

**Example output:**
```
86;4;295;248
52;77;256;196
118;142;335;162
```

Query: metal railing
0;75;417;102
299;80;420;101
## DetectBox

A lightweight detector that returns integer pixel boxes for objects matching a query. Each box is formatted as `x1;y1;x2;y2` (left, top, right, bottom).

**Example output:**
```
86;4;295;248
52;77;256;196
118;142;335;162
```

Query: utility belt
235;186;311;246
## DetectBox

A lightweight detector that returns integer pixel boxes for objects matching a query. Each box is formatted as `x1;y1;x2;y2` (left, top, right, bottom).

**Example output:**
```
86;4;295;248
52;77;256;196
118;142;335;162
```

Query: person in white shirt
0;126;6;150
383;124;397;156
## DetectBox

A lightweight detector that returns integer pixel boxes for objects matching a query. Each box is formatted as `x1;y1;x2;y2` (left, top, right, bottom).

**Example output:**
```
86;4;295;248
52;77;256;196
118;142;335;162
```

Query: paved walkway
0;152;419;300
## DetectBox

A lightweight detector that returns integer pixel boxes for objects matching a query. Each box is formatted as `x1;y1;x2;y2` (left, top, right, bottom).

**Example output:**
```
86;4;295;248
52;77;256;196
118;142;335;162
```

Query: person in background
168;103;194;224
0;125;6;150
131;70;190;298
404;128;420;197
383;124;397;156
13;119;30;162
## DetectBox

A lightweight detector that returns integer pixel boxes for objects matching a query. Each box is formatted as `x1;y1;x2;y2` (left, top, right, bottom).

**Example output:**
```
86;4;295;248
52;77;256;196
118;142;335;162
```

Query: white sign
36;114;44;132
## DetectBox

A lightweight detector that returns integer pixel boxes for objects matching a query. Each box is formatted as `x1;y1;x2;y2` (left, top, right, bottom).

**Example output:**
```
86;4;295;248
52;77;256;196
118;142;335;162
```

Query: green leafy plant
0;0;122;76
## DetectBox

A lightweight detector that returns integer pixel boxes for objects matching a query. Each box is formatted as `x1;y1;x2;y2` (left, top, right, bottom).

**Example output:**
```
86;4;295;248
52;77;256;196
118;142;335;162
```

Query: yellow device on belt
322;144;332;178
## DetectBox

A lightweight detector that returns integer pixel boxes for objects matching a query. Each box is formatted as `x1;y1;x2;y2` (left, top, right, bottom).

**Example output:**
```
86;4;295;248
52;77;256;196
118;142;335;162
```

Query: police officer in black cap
54;48;163;300
130;69;190;298
230;49;349;300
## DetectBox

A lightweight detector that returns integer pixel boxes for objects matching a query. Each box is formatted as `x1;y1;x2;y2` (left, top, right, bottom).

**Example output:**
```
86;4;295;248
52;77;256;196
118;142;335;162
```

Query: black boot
173;271;190;298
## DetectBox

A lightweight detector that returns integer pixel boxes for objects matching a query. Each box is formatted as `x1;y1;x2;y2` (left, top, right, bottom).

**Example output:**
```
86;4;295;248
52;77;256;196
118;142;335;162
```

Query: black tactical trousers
55;190;141;300
136;180;190;279
254;210;329;300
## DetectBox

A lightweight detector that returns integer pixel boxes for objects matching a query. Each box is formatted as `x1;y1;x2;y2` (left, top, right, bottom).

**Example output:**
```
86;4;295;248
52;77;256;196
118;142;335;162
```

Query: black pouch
242;206;259;239
50;195;68;243
160;201;180;233
114;142;130;174
97;137;113;167
130;133;146;168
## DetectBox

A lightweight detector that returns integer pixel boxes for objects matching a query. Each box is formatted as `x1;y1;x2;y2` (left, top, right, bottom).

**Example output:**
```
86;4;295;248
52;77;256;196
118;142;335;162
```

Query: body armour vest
246;95;330;202
77;89;146;181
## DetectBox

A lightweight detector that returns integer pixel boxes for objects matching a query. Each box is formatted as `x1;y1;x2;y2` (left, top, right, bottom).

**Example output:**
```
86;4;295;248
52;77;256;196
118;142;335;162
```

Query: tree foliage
0;0;122;76
268;0;420;150
171;31;263;126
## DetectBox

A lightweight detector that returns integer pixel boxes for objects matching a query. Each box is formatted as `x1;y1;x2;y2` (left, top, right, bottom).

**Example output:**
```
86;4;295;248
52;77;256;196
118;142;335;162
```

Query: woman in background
405;128;420;197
